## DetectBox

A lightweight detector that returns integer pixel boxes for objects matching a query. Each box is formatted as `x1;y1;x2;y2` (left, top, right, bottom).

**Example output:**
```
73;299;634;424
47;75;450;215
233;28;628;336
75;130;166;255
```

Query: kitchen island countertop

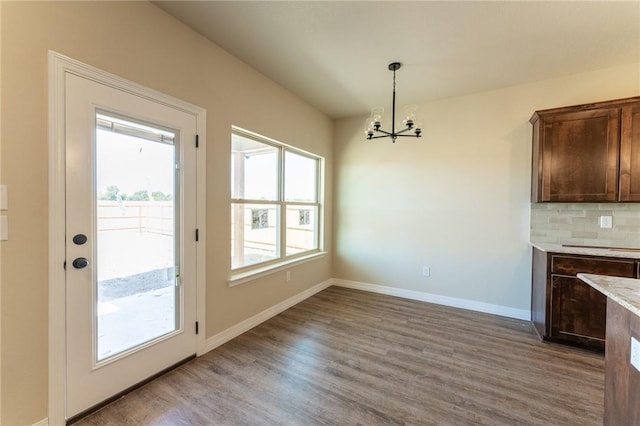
577;272;640;424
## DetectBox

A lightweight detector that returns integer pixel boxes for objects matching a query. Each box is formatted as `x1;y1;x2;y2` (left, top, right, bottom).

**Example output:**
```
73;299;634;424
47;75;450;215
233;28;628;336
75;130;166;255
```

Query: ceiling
154;1;640;119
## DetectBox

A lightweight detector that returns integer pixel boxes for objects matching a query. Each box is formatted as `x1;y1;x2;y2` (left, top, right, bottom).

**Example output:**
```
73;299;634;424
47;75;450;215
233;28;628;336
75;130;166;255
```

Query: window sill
228;251;327;287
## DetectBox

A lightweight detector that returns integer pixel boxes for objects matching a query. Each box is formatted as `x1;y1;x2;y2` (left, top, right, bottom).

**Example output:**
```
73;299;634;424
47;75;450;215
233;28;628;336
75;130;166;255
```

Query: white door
65;73;198;418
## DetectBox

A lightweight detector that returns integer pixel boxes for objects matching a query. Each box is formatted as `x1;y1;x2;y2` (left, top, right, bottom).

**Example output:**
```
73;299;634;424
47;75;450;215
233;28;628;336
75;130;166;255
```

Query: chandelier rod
391;64;397;139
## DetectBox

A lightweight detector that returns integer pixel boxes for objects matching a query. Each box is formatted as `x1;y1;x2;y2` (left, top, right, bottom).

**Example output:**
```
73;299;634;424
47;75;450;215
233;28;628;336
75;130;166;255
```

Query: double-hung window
231;127;322;272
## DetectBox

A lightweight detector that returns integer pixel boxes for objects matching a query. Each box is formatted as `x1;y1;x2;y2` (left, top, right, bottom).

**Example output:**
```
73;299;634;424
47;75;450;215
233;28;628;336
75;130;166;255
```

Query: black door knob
72;257;89;269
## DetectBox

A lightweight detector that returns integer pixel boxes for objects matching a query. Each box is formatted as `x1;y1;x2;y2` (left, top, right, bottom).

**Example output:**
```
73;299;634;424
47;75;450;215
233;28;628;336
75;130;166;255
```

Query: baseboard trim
332;279;531;321
203;279;332;354
32;419;48;426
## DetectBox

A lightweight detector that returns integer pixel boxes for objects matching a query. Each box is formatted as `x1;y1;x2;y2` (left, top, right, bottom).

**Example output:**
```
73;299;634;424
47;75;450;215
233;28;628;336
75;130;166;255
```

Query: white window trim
228;251;327;287
231;127;324;280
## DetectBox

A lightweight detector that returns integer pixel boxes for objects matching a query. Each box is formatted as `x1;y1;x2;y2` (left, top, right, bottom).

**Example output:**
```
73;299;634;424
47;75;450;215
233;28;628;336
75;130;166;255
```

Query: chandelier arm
395;133;422;138
368;134;393;140
394;127;414;135
373;129;393;136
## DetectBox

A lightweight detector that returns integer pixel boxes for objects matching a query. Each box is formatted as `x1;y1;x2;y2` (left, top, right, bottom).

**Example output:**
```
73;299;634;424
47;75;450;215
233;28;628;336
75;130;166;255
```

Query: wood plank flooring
76;286;604;425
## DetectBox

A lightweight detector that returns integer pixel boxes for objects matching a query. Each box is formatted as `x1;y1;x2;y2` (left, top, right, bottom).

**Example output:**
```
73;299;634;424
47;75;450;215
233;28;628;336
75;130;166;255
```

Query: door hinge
195;134;199;148
195;228;199;241
195;321;199;335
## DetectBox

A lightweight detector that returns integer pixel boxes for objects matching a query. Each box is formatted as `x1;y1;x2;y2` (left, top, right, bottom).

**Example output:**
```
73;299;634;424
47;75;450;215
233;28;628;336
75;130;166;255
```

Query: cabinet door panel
540;108;619;202
550;276;606;348
619;104;640;201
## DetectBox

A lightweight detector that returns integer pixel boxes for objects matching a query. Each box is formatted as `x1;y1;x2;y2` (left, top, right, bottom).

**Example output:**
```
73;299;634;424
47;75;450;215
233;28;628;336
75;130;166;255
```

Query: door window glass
95;113;179;362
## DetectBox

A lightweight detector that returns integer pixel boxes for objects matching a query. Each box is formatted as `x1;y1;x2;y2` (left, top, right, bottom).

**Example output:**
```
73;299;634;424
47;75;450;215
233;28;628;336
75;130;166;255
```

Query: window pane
232;203;279;269
286;205;318;255
231;134;278;200
284;151;317;202
95;117;178;362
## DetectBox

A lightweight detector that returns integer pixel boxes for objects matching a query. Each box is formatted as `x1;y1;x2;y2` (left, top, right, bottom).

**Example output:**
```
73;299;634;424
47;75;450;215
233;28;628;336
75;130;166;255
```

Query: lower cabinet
532;247;637;351
550;275;608;348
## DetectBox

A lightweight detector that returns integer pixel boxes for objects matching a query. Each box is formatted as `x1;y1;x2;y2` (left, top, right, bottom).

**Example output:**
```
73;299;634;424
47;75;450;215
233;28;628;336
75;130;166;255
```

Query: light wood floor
77;286;604;425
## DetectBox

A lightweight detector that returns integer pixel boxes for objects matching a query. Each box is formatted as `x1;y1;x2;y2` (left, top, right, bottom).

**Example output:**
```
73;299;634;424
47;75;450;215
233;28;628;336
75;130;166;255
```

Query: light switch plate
631;336;640;372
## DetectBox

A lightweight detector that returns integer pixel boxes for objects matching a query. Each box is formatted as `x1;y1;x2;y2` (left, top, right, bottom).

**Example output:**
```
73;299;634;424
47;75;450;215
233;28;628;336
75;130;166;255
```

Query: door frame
48;51;207;424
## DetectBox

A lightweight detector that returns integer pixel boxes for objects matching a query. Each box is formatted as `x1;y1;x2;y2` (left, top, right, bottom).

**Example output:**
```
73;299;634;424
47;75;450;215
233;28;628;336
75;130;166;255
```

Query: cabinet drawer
551;255;636;277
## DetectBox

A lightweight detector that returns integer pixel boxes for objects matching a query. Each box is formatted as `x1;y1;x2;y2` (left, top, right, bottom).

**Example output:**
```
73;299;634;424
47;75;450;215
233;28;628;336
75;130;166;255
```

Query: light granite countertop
578;273;640;317
531;242;640;260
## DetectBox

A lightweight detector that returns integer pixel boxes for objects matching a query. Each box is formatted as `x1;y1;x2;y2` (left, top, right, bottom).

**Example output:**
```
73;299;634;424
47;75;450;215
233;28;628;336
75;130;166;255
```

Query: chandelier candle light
365;62;422;143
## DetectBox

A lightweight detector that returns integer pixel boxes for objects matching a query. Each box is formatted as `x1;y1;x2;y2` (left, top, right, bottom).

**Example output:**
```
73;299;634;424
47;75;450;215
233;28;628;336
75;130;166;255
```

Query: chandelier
365;62;422;143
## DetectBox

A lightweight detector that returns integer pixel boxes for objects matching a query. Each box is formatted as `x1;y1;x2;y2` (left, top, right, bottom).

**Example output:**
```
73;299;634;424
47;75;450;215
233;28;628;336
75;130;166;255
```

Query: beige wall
333;62;640;311
0;2;332;424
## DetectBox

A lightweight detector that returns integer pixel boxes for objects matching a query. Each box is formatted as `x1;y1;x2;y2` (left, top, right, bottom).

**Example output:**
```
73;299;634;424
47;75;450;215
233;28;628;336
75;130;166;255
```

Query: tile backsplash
530;203;640;248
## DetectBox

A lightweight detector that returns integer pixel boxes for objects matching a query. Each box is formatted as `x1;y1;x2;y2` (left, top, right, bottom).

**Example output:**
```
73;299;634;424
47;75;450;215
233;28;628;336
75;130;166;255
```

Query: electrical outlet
599;215;613;229
422;266;431;277
286;271;291;282
631;336;640;372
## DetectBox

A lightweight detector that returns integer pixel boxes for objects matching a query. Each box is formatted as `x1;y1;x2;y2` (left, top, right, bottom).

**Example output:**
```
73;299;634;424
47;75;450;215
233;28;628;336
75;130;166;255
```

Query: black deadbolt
73;234;88;245
72;257;89;269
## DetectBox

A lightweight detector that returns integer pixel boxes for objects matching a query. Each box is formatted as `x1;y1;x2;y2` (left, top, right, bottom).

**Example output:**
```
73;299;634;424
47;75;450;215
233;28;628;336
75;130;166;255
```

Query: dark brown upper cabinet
619;103;640;201
531;97;640;202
